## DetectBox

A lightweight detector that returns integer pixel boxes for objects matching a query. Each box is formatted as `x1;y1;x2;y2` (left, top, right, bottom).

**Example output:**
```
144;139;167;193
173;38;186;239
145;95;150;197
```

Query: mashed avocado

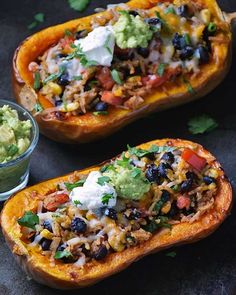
0;105;32;163
113;11;153;49
104;159;150;200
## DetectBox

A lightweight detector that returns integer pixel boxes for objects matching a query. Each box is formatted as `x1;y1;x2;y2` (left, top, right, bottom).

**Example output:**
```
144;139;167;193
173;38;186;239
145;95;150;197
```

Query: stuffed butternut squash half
0;139;232;289
13;0;234;143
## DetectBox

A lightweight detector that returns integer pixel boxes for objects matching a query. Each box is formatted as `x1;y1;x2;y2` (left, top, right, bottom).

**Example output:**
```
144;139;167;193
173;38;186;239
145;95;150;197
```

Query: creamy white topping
70;171;117;210
75;26;115;67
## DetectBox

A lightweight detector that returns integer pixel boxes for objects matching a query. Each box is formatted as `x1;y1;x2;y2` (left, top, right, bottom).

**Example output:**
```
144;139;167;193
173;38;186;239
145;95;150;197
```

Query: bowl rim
0;99;39;168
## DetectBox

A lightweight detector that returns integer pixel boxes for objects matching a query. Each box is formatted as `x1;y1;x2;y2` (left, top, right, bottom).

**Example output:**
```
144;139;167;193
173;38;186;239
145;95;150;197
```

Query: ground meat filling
29;1;223;118
18;144;221;267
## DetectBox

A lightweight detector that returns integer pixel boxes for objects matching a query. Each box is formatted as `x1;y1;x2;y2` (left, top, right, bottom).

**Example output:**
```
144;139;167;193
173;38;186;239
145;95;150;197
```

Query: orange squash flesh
12;0;234;143
0;139;233;289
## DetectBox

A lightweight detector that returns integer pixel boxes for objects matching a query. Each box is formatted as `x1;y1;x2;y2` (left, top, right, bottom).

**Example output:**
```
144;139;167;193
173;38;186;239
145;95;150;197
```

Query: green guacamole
104;161;151;200
0;105;32;164
113;11;154;49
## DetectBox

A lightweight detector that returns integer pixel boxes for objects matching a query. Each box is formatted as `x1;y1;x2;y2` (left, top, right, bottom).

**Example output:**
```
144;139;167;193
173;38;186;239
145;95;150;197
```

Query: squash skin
12;0;233;143
0;138;233;290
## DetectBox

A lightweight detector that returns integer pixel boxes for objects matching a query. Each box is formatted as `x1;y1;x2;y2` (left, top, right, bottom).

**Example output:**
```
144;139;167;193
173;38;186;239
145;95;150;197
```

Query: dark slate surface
0;0;236;294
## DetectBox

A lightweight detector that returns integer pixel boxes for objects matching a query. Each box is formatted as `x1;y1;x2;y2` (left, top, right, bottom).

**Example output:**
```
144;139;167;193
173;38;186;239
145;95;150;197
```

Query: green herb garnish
97;176;111;186
43;65;66;84
111;69;123;85
183;77;195;94
116;153;132;168
165;7;176;14
28;13;45;30
143;216;171;233
128;144;175;158
157;63;167;77
131;168;142;178
74;200;83;206
188;114;218;135
155;11;171;33
33;72;41;90
93;111;108;116
66;44;97;68
100;164;115;173
18;211;39;230
184;33;191;46
68;0;91;12
208;22;217;33
65;179;85;191
101;193;114;205
64;29;73;37
166;251;177;258
54;250;73;259
34;102;44;113
104;35;112;55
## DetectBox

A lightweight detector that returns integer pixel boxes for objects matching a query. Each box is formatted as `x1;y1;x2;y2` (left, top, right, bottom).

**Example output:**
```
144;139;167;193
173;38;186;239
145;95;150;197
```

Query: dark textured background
0;1;236;294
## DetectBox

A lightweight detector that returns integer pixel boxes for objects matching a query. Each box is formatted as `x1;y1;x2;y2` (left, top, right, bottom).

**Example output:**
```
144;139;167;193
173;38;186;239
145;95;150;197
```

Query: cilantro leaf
34;102;44;113
18;211;39;230
43;65;66;84
64;179;85;191
104;35;112;55
157;63;167;77
73;200;83;206
111;69;123;85
33;72;41;90
188;115;218;135
131;168;142;178
68;0;91;12
66;44;97;68
127;144;175;158
100;164;115;173
64;29;73;37
116;153;131;168
142;216;171;233
93;111;108;116
34;13;44;23
54;250;72;259
97;176;111;186
166;251;177;258
182;77;195;94
101;193;114;205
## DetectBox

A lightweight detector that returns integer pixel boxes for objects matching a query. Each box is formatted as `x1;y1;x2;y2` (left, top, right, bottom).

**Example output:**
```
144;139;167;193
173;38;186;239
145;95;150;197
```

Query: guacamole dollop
0;105;32;163
104;160;150;200
113;11;153;49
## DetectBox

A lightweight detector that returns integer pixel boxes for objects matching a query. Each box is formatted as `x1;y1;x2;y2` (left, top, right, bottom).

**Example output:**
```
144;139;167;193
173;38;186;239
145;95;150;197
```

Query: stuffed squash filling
18;143;222;267
29;1;227;118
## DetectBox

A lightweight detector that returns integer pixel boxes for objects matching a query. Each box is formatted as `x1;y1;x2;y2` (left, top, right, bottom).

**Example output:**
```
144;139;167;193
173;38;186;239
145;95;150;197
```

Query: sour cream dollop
69;171;117;210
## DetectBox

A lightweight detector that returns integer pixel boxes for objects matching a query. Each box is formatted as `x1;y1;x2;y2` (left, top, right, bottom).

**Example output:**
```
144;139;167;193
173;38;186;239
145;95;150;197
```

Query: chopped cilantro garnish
116;153;132;168
111;69;123;85
33;72;41;90
97;176;111;186
127;144;175;158
68;0;91;12
100;164;115;173
157;63;168;77
143;216;171;233
104;35;112;55
64;179;85;191
183;77;195;94
64;29;73;37
34;102;44;113
165;7;176;14
184;33;191;45
74;200;83;206
101;193;114;205
18;211;39;230
131;168;142;178
43;65;66;84
93;111;108;116
28;13;45;30
155;11;171;33
166;251;177;258
208;22;217;33
66;44;97;68
188;114;218;135
54;250;72;259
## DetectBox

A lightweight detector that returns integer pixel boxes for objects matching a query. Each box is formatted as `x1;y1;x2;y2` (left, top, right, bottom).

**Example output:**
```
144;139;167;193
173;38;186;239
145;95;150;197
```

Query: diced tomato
43;193;69;212
182;148;207;171
142;74;168;88
177;195;191;210
59;37;74;53
101;91;123;106
96;67;115;90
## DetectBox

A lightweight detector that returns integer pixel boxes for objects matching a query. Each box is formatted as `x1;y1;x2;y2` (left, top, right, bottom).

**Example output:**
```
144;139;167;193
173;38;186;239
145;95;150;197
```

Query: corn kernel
127;76;141;84
48;82;63;96
113;87;123;97
59;102;80;112
200;9;211;24
161;201;171;214
40;229;53;240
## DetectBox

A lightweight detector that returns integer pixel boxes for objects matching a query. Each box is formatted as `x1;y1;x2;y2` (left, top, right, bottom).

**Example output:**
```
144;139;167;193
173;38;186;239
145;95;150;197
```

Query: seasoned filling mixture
18;143;222;267
29;1;224;118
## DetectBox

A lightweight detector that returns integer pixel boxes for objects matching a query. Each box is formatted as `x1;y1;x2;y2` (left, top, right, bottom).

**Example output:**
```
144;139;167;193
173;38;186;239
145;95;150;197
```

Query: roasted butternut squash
13;0;235;143
0;139;232;289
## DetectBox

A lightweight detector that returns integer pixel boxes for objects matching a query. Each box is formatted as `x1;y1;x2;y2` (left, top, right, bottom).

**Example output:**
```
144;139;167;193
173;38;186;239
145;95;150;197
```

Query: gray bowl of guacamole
0;100;39;200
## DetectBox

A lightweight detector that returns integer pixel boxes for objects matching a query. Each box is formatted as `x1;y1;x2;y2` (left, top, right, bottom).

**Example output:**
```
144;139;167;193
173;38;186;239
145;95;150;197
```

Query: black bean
58;73;70;86
195;45;210;64
125;208;142;220
80;244;91;257
161;152;175;164
137;47;150;58
161;190;170;202
180;46;194;60
186;171;198;182
146;18;161;26
93;245;108;261
129;10;139;17
43;220;53;232
40;238;52;251
71;217;87;234
172;33;186;50
180;179;193;193
177;5;190;18
168;201;178;218
104;208;118;220
203;176;216;185
57;53;67;58
146;164;159;183
75;30;88;40
95;101;108;112
157;163;172;179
